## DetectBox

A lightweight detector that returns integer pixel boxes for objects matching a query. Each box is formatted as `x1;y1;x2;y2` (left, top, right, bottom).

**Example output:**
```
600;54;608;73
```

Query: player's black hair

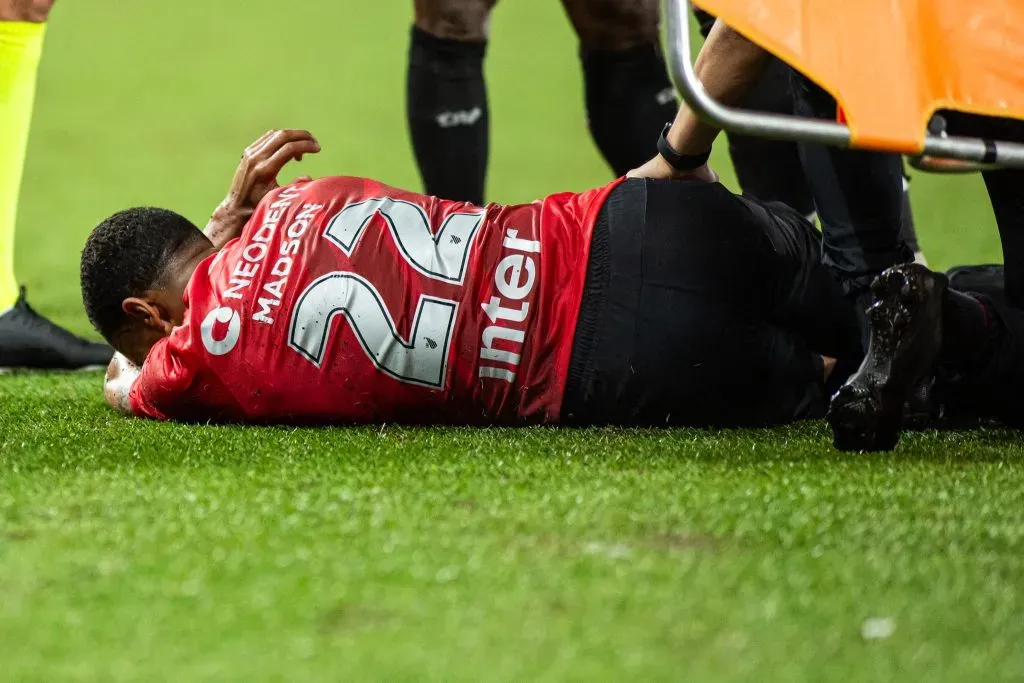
80;207;206;344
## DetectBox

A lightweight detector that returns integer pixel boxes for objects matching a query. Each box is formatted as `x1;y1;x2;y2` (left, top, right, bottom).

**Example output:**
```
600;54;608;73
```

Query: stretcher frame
663;0;1024;171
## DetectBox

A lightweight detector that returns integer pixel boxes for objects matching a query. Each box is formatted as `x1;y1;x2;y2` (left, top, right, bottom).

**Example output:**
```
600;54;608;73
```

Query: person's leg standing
937;112;1024;423
0;0;49;314
790;72;913;342
691;8;814;215
407;0;495;205
0;0;111;369
942;112;1024;308
982;170;1024;308
561;0;678;177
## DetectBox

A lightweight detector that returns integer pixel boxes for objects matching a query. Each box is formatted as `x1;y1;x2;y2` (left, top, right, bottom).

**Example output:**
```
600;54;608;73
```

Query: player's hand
206;129;321;248
229;128;321;208
627;154;719;184
104;353;140;416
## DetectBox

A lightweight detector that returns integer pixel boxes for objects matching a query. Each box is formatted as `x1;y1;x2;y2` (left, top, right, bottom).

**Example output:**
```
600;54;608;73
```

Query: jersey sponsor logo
200;306;241;356
252;201;323;325
221;186;325;330
223;186;302;306
288;198;486;390
477;229;541;383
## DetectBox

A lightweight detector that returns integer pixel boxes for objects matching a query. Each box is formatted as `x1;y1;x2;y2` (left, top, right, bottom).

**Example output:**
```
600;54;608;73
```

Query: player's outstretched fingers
260;129;319;157
243;129;279;159
242;129;316;169
258;139;321;179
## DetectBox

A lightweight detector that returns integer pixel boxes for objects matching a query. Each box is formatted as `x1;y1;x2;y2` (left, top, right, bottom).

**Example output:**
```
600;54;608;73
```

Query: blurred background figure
0;0;111;368
407;0;679;205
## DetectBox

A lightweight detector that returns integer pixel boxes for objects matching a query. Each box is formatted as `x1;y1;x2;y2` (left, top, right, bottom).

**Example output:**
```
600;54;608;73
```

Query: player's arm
628;19;771;181
103;352;140;415
204;129;321;249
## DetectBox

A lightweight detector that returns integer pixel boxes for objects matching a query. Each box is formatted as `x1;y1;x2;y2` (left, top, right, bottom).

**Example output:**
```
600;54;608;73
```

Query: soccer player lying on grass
82;129;864;426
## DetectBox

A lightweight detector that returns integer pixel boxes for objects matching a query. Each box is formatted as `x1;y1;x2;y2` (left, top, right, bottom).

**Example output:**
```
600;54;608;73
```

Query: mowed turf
0;1;1021;681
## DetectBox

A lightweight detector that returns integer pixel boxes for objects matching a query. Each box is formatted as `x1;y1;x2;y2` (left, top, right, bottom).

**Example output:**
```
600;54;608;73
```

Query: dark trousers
696;8;915;284
943;112;1024;308
789;74;914;290
562;178;860;427
694;8;814;215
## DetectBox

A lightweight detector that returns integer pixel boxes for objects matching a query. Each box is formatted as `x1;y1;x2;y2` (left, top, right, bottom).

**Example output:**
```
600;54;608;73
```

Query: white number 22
288;198;484;389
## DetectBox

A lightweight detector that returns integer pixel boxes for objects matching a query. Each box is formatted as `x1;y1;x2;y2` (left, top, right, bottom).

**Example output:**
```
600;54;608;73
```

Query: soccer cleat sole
827;265;943;452
829;383;900;452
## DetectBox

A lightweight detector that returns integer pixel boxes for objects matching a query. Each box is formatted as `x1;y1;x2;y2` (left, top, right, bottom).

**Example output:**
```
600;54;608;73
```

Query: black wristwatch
657;123;711;171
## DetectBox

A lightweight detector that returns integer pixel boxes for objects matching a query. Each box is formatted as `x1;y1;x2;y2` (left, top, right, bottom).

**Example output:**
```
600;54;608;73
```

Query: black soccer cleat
827;264;946;452
0;288;112;371
946;264;1005;305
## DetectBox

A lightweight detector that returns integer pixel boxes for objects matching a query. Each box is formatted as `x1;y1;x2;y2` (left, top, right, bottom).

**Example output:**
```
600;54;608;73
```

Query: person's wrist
212;196;248;223
654;154;688;180
658;123;712;172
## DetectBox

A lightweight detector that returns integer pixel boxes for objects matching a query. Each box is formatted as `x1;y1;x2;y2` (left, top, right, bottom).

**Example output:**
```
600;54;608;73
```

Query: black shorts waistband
563;179;643;419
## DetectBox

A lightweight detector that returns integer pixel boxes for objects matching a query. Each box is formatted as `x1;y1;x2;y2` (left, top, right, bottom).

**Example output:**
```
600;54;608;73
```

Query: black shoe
946;264;1005;305
0;288;112;370
827;264;946;452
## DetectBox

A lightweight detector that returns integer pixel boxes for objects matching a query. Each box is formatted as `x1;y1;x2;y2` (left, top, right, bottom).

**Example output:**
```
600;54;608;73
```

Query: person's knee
0;0;55;23
413;0;496;42
562;0;661;51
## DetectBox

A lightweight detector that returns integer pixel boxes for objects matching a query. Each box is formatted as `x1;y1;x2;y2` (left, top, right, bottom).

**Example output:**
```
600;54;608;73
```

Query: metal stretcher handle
663;0;1024;170
908;156;1001;174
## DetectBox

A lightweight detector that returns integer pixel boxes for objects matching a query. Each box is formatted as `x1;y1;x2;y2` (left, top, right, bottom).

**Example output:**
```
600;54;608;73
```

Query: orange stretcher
666;0;1024;170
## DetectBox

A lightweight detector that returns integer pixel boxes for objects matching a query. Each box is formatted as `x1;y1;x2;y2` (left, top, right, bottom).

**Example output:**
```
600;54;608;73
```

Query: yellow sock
0;21;46;312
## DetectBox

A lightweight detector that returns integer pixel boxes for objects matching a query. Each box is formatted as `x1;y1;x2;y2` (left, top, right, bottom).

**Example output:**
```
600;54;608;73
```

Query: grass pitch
0;1;1021;681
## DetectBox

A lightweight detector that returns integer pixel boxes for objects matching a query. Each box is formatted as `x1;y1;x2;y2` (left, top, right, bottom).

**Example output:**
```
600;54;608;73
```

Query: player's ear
122;296;175;336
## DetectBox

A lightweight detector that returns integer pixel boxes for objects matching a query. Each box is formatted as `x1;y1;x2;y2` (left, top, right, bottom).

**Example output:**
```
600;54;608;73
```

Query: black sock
406;26;489;205
582;43;678;177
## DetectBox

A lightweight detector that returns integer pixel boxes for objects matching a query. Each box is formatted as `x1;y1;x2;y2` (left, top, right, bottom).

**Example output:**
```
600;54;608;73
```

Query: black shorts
562;178;859;427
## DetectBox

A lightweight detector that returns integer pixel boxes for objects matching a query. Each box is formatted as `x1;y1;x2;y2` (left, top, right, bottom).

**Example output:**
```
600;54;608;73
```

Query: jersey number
288;198;484;389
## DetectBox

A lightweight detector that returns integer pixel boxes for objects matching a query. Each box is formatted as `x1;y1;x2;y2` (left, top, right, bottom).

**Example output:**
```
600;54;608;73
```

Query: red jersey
130;176;620;424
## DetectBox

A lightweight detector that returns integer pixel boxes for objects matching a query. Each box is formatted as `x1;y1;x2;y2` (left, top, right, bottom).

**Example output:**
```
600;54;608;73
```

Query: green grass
1;1;1020;681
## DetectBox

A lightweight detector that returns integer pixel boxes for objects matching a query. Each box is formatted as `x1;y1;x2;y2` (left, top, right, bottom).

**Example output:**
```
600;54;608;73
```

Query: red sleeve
129;338;194;420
